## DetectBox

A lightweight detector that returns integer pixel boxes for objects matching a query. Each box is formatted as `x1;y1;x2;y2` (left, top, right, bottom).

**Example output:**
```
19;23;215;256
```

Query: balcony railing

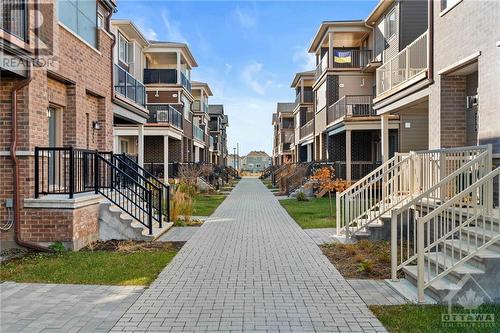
300;119;314;139
1;0;28;41
315;50;373;78
295;90;314;105
327;95;374;124
209;136;215;150
193;124;204;142
114;64;146;107
143;69;177;84
333;161;381;181
376;31;428;96
181;72;191;92
147;105;183;129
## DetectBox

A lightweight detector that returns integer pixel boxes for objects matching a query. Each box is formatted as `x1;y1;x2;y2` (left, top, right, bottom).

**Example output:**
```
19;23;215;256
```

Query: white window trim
440;0;463;17
118;32;129;64
386;7;397;40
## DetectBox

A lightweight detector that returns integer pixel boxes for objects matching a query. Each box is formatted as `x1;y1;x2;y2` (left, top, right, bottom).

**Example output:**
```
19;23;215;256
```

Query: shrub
296;191;308;201
170;188;193;223
357;259;374;273
48;242;66;252
354;254;366;263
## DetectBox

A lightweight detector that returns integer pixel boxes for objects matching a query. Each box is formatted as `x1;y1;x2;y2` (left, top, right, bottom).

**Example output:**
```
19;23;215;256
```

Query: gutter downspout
12;0;50;252
427;0;434;84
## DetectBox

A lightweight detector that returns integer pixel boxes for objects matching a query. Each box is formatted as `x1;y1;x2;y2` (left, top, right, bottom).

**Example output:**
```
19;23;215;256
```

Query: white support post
138;125;144;169
300;79;304;103
163;135;169;183
328;31;334;69
176;51;181;84
391;211;398;281
381;114;389;163
417;217;425;303
113;133;119;153
346;130;352;182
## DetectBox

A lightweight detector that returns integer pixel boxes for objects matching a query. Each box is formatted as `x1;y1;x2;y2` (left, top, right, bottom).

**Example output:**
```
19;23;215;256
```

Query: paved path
304;228;337;245
0;282;143;333
347;280;407;306
112;178;386;332
159;226;200;242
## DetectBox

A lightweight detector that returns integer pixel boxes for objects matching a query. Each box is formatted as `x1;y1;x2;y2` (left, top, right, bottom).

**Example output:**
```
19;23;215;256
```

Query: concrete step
403;265;461;301
443;239;500;259
385;278;437;304
424;251;485;276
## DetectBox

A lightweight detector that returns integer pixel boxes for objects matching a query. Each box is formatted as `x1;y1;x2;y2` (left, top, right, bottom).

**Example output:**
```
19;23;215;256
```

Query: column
137;124;144;168
326;133;330;161
381;114;389;162
176;51;182;84
328;31;334;69
163;135;169;182
346;130;352;182
113;133;119;153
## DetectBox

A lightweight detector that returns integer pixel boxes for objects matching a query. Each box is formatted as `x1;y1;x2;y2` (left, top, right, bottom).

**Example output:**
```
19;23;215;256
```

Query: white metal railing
376;31;428;96
336;146;490;239
300;119;314;139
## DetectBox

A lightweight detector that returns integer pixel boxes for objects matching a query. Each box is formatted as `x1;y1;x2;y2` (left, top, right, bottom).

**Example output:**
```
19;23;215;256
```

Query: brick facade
438;76;467;148
0;1;115;249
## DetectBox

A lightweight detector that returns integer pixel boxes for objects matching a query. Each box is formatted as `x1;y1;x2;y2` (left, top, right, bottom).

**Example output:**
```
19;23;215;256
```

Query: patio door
48;107;60;188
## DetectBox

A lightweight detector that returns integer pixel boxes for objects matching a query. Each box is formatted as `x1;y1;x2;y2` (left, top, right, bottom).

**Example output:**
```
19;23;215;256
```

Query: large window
118;33;129;63
58;0;97;47
182;95;191;120
386;8;397;39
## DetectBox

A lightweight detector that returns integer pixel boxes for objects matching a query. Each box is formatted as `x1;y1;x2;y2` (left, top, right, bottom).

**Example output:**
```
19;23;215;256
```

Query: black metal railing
1;0;28;41
327;95;374;124
147;104;183;129
333;161;381;180
114;64;146;107
34;147;171;235
143;68;177;84
181;71;191;92
332;49;372;69
114;154;170;223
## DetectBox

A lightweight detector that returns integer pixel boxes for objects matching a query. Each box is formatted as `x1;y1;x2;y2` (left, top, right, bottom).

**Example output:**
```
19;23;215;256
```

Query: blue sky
115;1;377;156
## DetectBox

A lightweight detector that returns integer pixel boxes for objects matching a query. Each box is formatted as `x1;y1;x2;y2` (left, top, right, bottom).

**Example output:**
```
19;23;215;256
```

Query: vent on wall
466;94;478;109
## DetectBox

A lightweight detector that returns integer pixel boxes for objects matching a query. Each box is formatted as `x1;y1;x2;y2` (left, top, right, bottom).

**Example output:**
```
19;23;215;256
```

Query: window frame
118;32;129;64
58;0;98;48
385;7;397;40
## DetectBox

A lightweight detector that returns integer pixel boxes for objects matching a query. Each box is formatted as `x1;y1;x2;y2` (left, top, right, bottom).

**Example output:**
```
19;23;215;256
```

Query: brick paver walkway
112;178;387;332
1;282;143;332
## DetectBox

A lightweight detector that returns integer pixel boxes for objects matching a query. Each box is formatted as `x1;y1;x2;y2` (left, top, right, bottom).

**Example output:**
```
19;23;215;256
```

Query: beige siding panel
315;108;327;134
398;104;429;152
339;75;374;97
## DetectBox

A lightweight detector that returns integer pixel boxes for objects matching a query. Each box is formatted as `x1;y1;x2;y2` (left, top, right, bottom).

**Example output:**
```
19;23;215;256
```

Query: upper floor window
386;8;397;39
118;33;129;64
441;0;461;12
58;0;97;47
182;95;191;120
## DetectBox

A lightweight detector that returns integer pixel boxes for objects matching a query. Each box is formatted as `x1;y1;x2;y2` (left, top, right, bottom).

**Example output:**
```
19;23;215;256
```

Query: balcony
316;49;373;78
209;136;215;150
1;0;28;41
300;119;314;140
143;69;192;92
193;101;209;113
295;90;314;105
327;95;374;125
193;124;204;142
147;105;183;129
114;65;146;107
376;31;428;97
209;120;220;132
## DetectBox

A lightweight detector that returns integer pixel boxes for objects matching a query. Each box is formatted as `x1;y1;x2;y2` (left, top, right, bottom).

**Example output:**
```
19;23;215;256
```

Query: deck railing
147;105;183;129
327;95;374;124
300;119;314;139
114;64;146;107
193;124;204;142
376;31;428;96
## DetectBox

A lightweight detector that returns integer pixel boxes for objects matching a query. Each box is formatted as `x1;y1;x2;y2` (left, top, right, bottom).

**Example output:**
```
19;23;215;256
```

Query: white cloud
241;62;273;95
292;46;316;71
233;6;257;29
134;19;158;41
161;10;187;43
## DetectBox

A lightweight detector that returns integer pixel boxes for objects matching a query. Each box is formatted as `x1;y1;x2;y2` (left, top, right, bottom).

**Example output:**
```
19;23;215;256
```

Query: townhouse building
290;71;315;163
1;0;117;249
241;151;272;173
208;105;229;166
192;81;213;163
271;103;295;165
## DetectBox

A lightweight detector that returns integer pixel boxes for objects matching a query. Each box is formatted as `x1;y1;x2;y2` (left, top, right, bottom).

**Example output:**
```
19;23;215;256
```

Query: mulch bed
81;240;184;253
321;240;395;279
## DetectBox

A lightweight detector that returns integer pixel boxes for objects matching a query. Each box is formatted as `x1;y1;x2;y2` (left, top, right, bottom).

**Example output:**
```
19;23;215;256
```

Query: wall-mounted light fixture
155;90;159;97
92;121;101;130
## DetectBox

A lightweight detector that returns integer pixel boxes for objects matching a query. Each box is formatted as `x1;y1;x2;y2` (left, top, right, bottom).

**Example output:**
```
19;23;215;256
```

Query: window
182;95;191;120
58;0;97;47
118;33;129;64
441;0;461;12
386;8;397;39
97;14;103;29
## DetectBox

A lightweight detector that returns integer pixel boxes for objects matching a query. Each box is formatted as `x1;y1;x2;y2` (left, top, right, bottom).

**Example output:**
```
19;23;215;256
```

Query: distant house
227;154;241;170
241;151;272;173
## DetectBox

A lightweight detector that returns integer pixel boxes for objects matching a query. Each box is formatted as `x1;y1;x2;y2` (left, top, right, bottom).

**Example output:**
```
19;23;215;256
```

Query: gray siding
399;0;428;49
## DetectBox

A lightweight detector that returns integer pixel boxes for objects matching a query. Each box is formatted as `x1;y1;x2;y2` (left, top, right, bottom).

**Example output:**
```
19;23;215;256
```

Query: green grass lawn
261;179;277;190
280;197;336;229
0;249;177;286
193;194;226;216
370;304;500;333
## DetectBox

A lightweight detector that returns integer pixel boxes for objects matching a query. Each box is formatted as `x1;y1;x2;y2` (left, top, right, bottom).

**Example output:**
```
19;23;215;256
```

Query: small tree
310;167;349;220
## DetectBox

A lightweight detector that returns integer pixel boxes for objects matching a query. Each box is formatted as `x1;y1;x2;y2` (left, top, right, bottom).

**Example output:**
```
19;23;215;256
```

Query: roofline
290;70;316;88
111;19;150;47
191;81;213;96
308;20;367;53
365;0;395;25
146;42;199;67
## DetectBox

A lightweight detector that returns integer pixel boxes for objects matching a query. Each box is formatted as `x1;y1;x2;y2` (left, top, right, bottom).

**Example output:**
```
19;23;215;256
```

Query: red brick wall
0;1;114;248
